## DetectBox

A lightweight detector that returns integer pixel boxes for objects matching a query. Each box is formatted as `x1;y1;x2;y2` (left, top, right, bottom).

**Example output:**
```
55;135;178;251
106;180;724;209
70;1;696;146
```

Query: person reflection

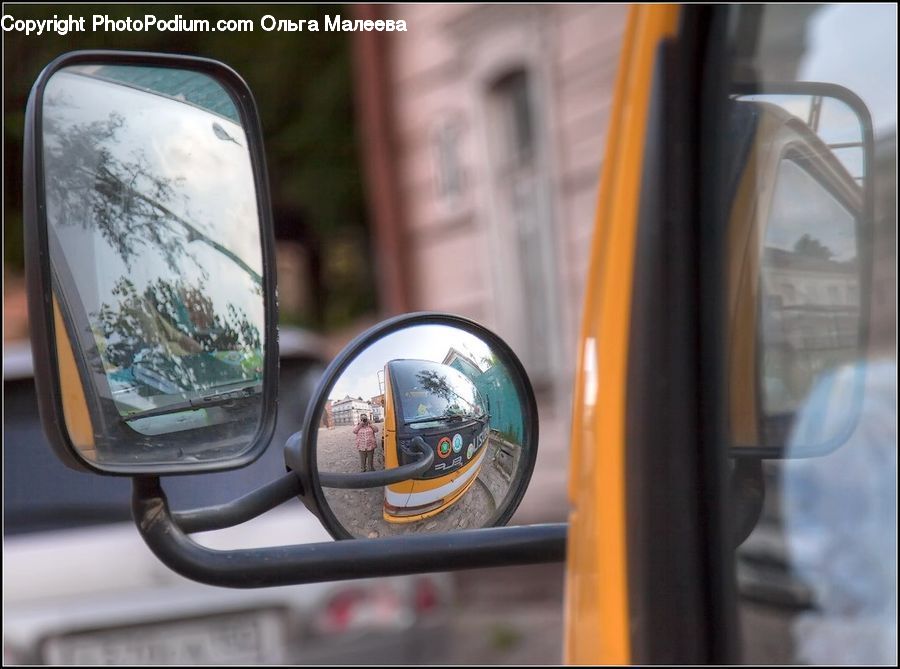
782;358;897;665
353;414;379;473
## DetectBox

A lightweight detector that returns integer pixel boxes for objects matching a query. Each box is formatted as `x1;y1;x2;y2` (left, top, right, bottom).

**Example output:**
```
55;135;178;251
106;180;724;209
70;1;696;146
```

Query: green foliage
3;3;375;330
95;276;261;373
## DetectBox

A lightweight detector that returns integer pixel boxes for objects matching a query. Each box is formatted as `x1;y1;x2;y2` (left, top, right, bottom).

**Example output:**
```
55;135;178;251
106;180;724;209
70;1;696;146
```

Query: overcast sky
800;4;896;135
328;325;495;402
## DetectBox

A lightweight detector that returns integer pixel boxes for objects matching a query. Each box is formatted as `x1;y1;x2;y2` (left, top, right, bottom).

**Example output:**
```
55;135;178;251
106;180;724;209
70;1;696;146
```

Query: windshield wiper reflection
122;382;262;421
404;412;476;426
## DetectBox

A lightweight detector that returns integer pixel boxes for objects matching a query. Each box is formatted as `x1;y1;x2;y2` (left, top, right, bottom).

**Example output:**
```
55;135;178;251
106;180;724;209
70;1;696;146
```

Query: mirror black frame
729;81;875;459
284;312;540;540
23;50;279;475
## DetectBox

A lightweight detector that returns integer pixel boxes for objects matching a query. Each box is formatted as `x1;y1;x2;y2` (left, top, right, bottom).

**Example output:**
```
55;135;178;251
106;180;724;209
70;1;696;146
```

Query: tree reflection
415;369;477;417
479;352;499;370
94;276;262;394
43;100;261;284
793;234;839;261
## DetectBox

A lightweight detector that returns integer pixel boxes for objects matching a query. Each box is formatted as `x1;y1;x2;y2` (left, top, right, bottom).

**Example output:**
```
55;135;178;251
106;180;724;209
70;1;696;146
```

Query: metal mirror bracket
171;471;304;534
133;477;567;588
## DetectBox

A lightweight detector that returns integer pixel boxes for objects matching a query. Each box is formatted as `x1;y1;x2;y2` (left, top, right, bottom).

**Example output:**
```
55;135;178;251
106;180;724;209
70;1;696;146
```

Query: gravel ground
318;425;498;538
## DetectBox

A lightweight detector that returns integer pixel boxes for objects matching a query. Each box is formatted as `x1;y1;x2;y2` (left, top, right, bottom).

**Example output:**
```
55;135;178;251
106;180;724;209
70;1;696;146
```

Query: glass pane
42;64;266;466
725;4;896;665
760;158;860;419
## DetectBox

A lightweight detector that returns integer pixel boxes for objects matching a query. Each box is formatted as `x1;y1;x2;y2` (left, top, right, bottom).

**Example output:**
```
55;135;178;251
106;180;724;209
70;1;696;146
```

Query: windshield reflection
390;360;487;425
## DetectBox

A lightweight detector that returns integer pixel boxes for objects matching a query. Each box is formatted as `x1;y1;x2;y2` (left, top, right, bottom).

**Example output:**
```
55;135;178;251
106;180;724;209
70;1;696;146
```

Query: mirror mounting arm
319;436;435;489
133;476;567;588
171;472;304;534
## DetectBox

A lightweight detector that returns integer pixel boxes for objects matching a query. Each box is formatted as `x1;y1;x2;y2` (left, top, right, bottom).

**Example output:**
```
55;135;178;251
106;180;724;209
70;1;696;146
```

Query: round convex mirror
295;315;538;540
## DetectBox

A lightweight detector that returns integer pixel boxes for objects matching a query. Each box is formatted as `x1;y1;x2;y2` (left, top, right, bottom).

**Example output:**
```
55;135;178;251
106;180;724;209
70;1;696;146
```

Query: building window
432;118;466;209
783;282;797;304
485;67;558;386
493;70;535;166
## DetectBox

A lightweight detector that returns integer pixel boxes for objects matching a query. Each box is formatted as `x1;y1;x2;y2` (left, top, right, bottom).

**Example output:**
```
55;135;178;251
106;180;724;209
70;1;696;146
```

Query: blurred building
369;395;385;422
331;396;375;426
871;130;897;355
321;399;335;428
353;4;628;431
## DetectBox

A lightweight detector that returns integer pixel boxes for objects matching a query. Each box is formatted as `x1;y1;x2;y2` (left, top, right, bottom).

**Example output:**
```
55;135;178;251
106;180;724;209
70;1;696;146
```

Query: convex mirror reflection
42;64;266;467
314;323;536;539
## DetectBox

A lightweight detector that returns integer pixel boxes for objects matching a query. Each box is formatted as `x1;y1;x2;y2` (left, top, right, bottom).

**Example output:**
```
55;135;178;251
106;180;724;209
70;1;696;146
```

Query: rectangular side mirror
726;83;875;458
24;51;279;474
